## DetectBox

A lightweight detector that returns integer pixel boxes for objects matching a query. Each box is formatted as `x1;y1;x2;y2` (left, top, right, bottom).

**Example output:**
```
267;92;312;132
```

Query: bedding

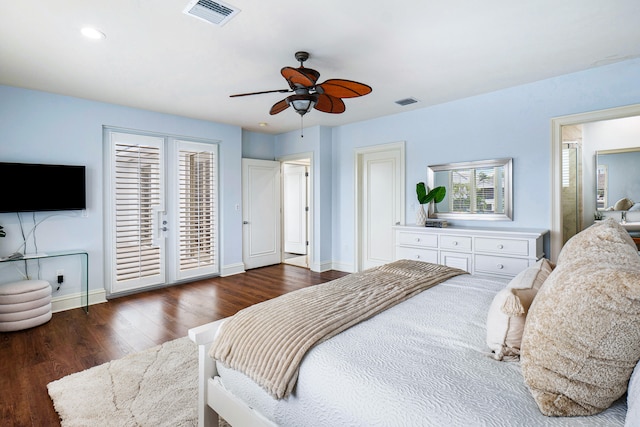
210;260;466;399
211;274;627;426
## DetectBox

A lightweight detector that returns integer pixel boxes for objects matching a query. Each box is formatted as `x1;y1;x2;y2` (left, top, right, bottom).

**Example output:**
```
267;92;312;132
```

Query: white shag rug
48;337;198;427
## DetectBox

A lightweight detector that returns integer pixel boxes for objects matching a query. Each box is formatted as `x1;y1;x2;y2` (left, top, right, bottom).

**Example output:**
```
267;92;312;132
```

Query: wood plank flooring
0;264;348;427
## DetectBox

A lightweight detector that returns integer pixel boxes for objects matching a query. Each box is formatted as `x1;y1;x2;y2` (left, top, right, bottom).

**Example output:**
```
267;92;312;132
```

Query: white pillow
486;287;537;360
486;259;554;361
627;363;640;427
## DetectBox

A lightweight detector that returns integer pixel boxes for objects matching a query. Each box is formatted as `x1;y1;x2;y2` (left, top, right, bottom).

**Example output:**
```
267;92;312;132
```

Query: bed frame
188;320;276;427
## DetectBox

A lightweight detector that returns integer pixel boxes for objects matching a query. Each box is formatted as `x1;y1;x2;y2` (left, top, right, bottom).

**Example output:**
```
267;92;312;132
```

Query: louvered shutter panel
176;143;218;278
113;140;164;287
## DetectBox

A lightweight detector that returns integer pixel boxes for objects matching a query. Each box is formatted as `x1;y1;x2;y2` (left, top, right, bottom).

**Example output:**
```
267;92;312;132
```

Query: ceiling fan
230;51;372;117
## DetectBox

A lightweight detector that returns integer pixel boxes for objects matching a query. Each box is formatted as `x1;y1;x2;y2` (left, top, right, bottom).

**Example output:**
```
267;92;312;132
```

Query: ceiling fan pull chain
300;115;304;138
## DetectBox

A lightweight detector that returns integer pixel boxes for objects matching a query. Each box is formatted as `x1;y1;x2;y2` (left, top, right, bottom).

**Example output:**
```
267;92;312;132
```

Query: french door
105;130;219;295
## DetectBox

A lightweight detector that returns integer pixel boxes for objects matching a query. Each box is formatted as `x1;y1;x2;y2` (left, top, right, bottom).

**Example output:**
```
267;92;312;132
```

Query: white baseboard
221;263;245;277
308;260;338;272
51;289;107;313
330;262;355;273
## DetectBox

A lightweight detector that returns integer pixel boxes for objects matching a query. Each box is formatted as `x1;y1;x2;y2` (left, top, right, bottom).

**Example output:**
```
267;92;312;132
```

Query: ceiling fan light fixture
287;94;318;116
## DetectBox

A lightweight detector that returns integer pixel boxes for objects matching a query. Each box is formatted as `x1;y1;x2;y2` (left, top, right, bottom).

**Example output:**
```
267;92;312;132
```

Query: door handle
243;221;249;224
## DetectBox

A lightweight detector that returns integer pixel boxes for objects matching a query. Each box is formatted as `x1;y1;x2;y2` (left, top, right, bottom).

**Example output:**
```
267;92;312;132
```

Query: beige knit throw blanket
209;260;466;399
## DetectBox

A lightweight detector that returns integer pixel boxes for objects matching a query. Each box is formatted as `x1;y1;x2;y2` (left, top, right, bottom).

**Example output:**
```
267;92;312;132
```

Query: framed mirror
427;158;513;221
596;147;640;211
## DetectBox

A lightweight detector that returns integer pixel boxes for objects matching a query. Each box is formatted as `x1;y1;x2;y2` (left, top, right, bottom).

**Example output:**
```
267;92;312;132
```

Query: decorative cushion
521;218;640;416
486;259;554;361
614;197;634;211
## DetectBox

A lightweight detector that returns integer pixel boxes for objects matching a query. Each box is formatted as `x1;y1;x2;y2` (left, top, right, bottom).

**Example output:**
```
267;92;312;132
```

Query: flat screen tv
0;162;86;213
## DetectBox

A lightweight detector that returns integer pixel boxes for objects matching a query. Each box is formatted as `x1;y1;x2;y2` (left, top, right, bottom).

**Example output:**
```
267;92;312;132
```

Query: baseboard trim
221;263;245;277
308;260;335;272
330;262;355;273
51;289;107;313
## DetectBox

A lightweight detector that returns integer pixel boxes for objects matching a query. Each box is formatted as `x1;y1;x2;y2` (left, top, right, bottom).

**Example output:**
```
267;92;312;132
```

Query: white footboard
189;320;223;427
188;320;276;427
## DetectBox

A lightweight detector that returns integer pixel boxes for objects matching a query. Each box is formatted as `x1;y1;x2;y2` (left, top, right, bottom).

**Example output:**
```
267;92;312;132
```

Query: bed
189;219;640;427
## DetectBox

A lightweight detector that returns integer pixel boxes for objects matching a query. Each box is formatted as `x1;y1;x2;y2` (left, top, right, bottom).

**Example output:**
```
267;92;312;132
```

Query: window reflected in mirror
428;158;512;221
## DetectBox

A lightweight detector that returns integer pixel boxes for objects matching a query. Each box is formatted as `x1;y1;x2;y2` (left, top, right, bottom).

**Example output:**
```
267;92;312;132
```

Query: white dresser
393;225;548;279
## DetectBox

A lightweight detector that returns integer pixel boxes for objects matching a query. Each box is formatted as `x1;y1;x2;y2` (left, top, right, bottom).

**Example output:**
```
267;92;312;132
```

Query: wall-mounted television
0;162;86;213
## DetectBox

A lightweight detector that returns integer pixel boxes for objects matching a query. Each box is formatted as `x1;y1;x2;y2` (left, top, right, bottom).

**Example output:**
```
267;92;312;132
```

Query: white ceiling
1;0;639;134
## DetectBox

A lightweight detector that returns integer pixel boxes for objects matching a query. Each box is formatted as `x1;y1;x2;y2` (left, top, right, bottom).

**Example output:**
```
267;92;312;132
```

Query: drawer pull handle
415;255;421;259
415;238;421;242
452;241;458;246
497;244;504;249
497;264;504;269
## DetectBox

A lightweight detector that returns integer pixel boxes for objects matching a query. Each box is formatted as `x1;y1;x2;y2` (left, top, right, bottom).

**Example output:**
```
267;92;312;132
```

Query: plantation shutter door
175;140;219;280
109;132;166;294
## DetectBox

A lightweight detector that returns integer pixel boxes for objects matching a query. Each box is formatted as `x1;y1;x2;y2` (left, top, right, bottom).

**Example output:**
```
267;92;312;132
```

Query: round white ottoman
0;280;52;332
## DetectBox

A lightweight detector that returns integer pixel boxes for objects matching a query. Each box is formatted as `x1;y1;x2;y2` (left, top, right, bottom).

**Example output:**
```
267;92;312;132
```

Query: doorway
281;157;311;269
551;104;640;260
104;129;219;295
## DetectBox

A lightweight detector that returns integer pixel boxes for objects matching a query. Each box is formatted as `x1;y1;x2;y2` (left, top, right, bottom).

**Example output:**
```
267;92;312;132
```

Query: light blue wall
328;58;640;269
2;57;640;287
0;85;242;298
242;131;275;159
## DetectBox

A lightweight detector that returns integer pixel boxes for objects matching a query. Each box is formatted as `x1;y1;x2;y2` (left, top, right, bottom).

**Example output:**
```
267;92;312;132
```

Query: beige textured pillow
486;259;554;361
521;219;640;416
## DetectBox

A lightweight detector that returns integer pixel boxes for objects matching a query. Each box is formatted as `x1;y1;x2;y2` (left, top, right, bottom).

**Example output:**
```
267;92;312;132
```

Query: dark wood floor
0;264;348;427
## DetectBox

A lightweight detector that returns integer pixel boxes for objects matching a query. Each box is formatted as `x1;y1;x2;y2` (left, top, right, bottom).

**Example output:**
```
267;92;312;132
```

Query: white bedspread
216;274;627;426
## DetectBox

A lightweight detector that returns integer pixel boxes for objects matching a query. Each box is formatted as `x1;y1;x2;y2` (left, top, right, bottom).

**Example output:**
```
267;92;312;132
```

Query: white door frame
550;103;640;261
354;141;405;272
278;152;313;269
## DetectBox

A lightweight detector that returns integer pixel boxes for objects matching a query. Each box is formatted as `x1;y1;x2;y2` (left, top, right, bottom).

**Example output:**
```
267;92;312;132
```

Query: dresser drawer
440;251;472;272
474;255;529;277
396;231;438;248
396;246;438;263
440;235;472;251
475;237;529;256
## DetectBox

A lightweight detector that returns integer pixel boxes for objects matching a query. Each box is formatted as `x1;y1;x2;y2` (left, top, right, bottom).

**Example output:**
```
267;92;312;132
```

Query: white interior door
358;144;404;271
242;158;281;269
283;164;308;255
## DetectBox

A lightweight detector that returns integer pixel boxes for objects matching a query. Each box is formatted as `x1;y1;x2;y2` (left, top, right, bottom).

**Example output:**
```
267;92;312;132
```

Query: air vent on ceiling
183;0;240;26
395;97;419;106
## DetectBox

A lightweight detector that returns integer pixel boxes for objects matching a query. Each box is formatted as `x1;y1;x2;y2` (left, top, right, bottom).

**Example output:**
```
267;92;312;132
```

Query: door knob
243;221;249;224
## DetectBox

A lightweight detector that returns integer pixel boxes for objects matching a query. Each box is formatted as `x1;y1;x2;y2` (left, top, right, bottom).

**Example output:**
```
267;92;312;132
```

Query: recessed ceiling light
258;122;268;127
81;27;106;40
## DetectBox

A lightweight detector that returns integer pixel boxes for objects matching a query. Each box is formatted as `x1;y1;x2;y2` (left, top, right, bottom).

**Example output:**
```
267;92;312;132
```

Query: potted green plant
416;183;446;225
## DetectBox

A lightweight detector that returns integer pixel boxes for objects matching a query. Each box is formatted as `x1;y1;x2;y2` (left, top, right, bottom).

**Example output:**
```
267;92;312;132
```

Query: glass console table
0;250;89;312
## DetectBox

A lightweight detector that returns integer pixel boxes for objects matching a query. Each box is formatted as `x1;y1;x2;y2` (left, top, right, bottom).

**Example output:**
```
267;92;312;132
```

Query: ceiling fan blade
269;99;290;115
314;94;346;114
281;67;319;88
230;89;290;98
316;79;372;98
